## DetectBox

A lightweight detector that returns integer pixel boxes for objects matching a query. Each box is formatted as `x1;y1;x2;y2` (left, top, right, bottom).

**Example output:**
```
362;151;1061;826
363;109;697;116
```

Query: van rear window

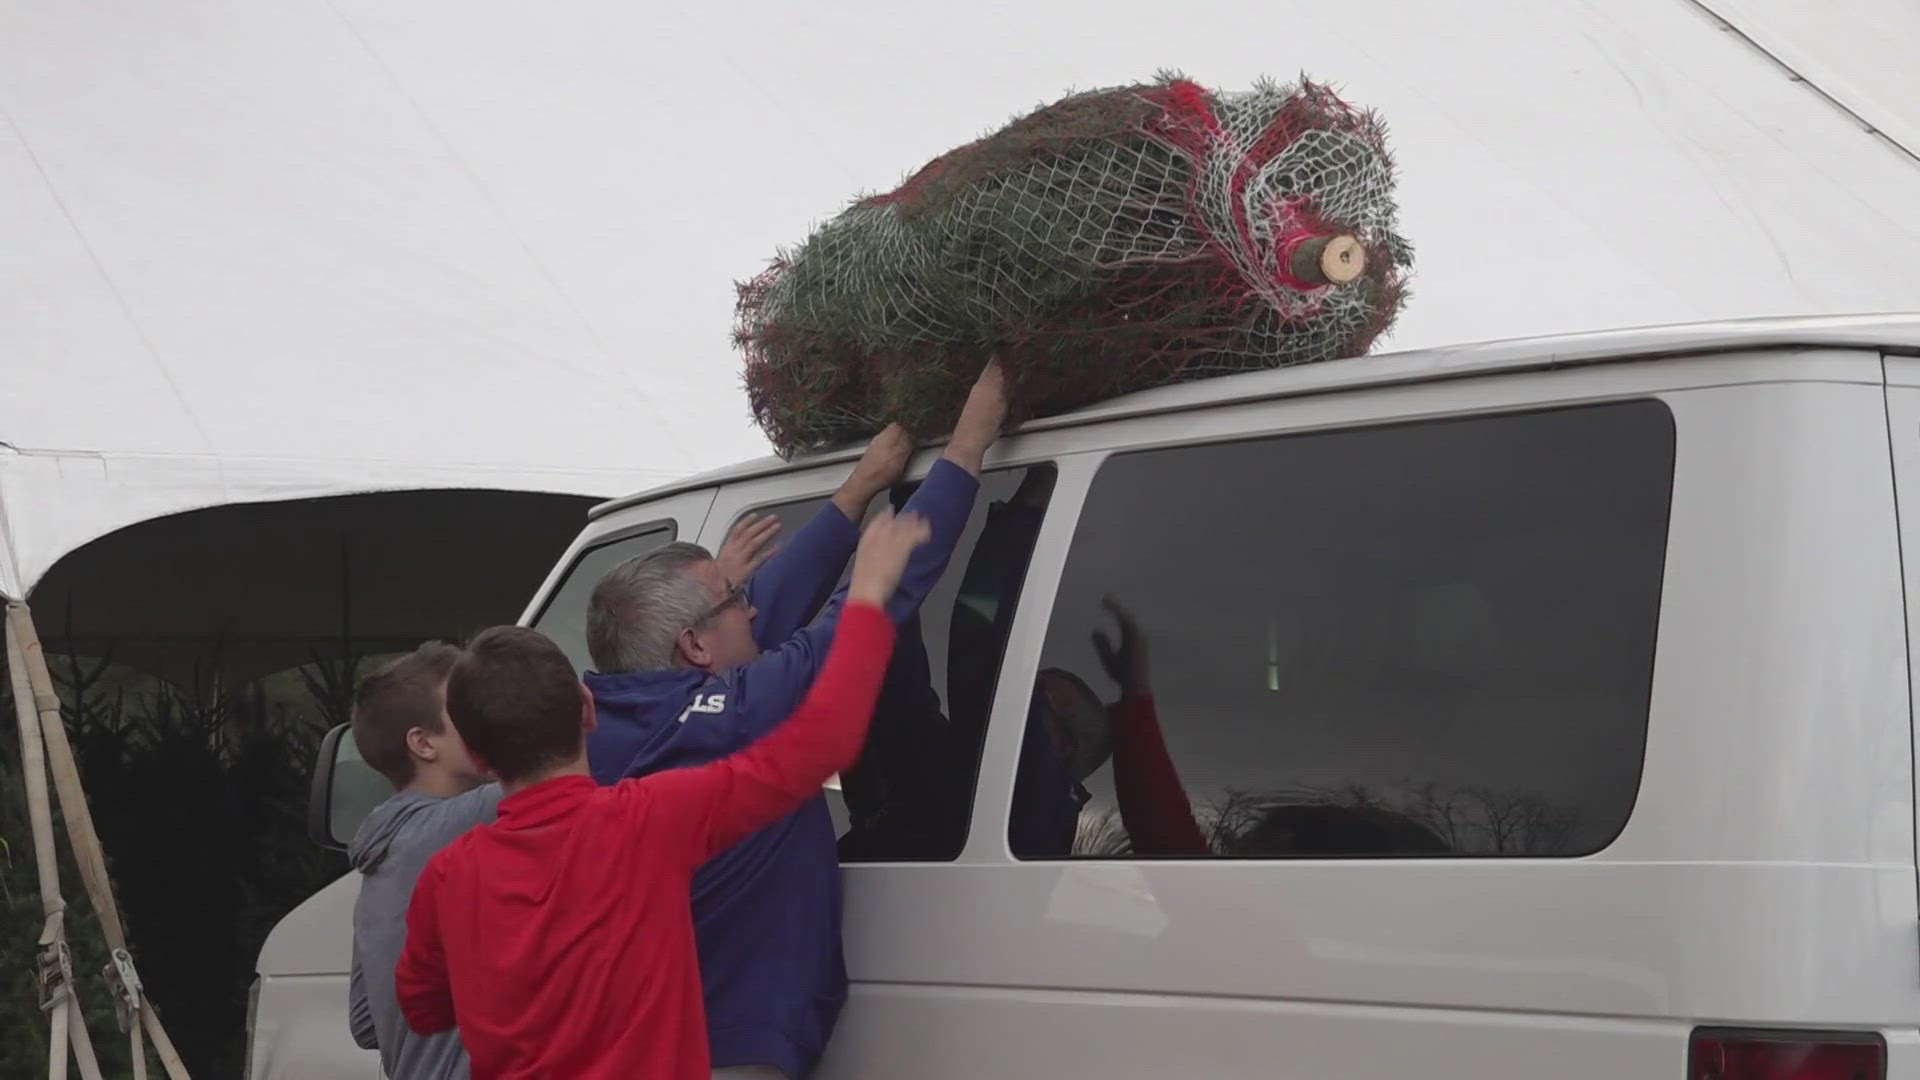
1011;400;1674;859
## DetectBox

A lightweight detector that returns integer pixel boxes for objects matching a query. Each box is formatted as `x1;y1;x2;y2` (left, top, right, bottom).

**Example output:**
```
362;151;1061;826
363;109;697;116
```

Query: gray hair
586;541;714;673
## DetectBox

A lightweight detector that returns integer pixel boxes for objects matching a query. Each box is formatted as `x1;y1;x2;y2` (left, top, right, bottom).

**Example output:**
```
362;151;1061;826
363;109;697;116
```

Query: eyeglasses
686;578;750;631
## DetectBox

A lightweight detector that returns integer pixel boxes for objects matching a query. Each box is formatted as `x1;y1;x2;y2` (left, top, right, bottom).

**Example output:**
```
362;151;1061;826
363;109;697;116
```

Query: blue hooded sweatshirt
584;459;980;1077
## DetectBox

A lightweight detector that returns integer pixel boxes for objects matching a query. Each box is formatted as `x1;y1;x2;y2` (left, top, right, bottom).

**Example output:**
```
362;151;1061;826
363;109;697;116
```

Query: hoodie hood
348;784;502;874
348;790;444;873
584;667;714;783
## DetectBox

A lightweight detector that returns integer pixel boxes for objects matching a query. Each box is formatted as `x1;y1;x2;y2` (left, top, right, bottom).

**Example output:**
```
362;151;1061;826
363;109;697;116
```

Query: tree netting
736;74;1413;458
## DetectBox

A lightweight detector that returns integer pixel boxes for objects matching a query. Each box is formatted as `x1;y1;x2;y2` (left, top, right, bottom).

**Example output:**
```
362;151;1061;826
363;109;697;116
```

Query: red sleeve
395;856;456;1034
1109;695;1208;856
636;602;897;866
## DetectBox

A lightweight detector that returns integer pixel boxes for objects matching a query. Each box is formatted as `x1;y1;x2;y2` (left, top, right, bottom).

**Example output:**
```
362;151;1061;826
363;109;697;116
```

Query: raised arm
395;859;456;1035
780;365;1003;629
709;365;1006;743
738;425;913;646
635;511;929;867
1097;597;1207;856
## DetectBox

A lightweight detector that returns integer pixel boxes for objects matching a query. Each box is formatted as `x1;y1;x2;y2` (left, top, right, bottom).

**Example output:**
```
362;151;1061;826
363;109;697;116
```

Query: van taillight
1690;1029;1884;1080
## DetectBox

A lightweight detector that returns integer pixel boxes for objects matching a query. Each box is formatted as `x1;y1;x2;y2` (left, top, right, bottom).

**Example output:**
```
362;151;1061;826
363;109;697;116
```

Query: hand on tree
849;509;932;606
715;512;781;585
943;361;1008;477
1093;593;1152;700
834;423;914;520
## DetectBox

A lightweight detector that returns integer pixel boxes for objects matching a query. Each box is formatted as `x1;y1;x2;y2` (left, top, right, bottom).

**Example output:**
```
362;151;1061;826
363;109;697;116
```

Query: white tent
5;0;1919;600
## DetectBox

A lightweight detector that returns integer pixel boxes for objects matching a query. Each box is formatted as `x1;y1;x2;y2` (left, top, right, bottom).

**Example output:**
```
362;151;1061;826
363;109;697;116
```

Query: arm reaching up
716;513;782;588
745;424;914;647
704;383;996;747
632;511;934;865
834;423;914;521
940;362;1008;478
1097;596;1207;856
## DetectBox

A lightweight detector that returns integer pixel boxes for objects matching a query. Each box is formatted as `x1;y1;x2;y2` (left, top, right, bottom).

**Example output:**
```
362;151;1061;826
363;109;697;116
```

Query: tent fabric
0;448;644;599
6;0;1920;596
1693;0;1920;160
28;489;599;684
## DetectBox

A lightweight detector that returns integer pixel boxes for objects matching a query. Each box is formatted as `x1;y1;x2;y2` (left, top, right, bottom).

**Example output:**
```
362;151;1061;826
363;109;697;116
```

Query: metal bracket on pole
37;939;75;1015
103;948;143;1034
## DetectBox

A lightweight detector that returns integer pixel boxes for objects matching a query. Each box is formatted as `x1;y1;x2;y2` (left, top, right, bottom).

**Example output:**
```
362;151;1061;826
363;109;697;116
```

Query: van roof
592;313;1920;520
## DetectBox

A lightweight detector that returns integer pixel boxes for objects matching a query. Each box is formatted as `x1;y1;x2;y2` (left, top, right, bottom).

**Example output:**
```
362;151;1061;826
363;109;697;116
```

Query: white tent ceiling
5;0;1918;597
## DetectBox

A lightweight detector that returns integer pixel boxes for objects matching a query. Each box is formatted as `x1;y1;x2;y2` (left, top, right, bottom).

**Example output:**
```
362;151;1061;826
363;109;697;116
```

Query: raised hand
715;512;782;585
1092;593;1152;700
834;423;914;520
943;361;1008;477
848;509;932;606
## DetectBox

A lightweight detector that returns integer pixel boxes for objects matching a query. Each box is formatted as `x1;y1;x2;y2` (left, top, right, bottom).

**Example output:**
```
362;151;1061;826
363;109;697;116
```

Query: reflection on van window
534;526;676;671
1012;401;1674;860
747;466;1055;862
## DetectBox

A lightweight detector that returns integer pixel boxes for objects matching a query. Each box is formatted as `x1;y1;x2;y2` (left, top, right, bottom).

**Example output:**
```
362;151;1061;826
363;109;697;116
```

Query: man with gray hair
583;363;1007;1080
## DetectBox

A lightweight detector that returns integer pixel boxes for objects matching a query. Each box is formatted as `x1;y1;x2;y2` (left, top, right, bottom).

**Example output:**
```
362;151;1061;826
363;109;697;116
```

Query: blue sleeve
718;459;983;744
744;502;860;648
879;458;983;622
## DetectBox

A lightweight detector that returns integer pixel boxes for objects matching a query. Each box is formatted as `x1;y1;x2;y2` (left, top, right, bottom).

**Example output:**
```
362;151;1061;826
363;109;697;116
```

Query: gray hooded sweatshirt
348;784;501;1080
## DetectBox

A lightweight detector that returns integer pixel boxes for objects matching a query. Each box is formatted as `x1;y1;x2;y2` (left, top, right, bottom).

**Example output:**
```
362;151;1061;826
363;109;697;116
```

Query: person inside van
394;511;928;1079
346;642;499;1080
1009;596;1209;858
1008;596;1454;860
829;460;1212;864
579;363;1008;1080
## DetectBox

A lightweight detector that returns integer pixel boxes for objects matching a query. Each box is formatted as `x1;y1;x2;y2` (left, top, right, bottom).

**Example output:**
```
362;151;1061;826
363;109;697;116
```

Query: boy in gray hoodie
346;642;499;1079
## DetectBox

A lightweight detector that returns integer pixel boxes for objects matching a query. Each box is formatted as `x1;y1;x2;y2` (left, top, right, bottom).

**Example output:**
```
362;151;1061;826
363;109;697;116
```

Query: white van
251;315;1920;1078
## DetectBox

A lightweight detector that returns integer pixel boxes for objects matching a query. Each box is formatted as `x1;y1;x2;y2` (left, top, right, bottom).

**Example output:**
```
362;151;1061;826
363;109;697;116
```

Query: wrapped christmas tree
736;74;1412;458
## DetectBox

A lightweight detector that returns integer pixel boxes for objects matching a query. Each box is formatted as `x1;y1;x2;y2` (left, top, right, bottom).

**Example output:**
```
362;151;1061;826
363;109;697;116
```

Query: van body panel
246;971;379;1080
832;862;1916;1022
249;875;373;1077
822;983;1688;1079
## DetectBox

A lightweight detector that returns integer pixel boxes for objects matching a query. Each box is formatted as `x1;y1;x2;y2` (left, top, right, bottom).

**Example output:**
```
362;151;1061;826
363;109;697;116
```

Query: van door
1880;354;1920;943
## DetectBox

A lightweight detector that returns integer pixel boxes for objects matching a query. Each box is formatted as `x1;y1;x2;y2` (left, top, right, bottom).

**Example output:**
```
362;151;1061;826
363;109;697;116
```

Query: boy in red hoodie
395;509;930;1080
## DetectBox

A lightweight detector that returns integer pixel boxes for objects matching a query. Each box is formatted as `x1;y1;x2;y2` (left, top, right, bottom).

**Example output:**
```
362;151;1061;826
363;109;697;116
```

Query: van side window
746;465;1056;862
1011;402;1673;860
532;524;676;670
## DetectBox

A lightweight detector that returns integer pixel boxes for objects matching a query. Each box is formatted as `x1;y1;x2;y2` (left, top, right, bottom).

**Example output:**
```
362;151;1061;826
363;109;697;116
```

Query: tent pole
7;602;191;1080
9;604;77;1080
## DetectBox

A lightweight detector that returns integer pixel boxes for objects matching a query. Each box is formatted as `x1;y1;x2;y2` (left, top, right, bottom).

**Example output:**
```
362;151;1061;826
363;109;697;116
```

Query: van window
532;524;677;670
1011;401;1673;859
744;465;1056;861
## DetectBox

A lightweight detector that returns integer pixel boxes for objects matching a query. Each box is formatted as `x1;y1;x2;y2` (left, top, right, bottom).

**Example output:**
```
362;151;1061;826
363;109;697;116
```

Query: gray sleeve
348;955;378;1051
460;782;503;822
436;783;502;834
